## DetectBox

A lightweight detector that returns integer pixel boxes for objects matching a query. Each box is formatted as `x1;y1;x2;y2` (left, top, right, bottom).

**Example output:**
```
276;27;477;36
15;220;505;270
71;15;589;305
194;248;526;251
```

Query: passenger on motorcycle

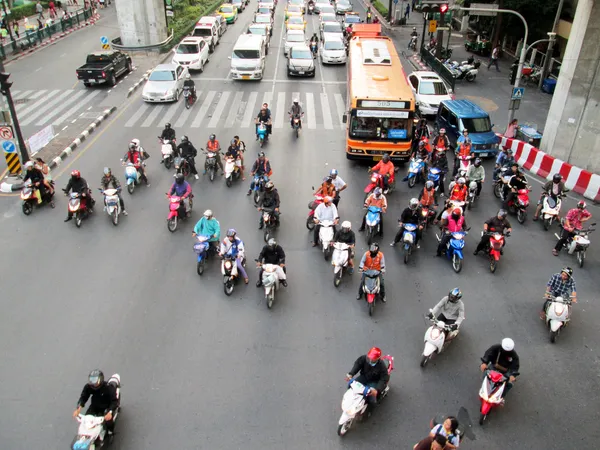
359;187;387;232
369;154;395;193
63;170;95;221
183;73;196;102
430;146;449;196
256;104;272;138
247;152;272;195
288;98;303;128
473;209;512;255
429;416;460;450
391;198;423;247
414;434;448;450
329;169;347;206
312;196;339;246
256;238;287;287
177;135;200;180
436;208;467;256
345;347;390;405
467;158;485;197
72;370;118;436
23;161;49;204
160;122;177;152
533;173;568;221
480;338;520;398
206;134;224;175
100;167;127;215
258;181;280;228
542;267;577;315
123;140;149;185
428;288;465;331
553;201;591;255
453;137;473;176
503;168;528;210
493;148;514;180
220;228;249;284
419;180;438;208
334;220;356;272
315;176;336;199
356;243;386;301
225;138;245;180
448;177;468;202
193;209;221;253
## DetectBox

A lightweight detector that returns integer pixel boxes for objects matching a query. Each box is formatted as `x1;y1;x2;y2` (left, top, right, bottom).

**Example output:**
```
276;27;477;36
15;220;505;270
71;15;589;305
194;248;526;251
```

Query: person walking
49;1;57;18
404;3;410;20
36;1;45;20
12;20;19;38
366;7;372;23
488;44;500;72
505;118;518;138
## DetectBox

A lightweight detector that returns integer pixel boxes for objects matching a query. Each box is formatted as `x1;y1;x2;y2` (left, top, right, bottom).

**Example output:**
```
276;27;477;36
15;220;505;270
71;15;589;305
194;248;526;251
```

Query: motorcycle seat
546;197;557;208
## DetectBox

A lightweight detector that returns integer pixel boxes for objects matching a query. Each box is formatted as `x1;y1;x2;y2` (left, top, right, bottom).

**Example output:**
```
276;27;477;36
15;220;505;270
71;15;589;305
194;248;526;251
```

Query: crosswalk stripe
29;90;48;100
13;90;33;100
240;91;258;129
52;90;101;125
37;90;87;126
125;103;149;128
320;93;333;130
174;91;202;128
158;100;180;127
274;92;286;129
16;90;60;116
207;91;230;128
224;91;244;129
141;105;164;128
334;93;346;130
20;90;76;126
305;93;316;129
191;91;216;128
262;92;273;110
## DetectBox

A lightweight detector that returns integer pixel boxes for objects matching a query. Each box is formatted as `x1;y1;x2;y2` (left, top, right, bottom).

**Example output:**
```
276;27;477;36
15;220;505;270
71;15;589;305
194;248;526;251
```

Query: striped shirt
547;273;576;297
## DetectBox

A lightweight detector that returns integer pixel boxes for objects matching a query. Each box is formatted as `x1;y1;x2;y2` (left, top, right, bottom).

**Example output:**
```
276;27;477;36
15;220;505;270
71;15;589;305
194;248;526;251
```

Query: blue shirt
547;273;576;297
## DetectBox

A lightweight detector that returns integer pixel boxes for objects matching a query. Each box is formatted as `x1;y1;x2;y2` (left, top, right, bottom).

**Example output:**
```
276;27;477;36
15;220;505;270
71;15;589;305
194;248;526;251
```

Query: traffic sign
436;26;450;31
102;44;110;50
393;0;398;4
429;19;437;33
2;140;16;153
511;87;525;100
100;36;109;45
0;125;13;140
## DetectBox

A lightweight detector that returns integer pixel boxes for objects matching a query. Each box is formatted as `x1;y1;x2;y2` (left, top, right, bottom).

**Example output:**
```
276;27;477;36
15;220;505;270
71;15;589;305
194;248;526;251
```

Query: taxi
217;3;238;23
285;4;303;20
285;15;307;31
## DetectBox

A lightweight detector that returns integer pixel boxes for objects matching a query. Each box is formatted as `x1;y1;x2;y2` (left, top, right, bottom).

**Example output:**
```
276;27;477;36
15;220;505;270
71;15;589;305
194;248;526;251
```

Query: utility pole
538;0;564;89
435;7;445;59
0;62;30;168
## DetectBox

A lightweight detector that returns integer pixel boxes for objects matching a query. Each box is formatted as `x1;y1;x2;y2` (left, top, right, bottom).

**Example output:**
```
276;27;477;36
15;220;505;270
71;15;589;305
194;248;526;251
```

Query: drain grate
15;98;30;105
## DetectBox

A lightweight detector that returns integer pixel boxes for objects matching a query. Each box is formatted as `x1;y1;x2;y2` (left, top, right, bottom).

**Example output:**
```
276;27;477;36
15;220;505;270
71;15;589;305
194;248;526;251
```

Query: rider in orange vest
370;154;395;192
206;134;224;175
419;180;438;207
453;137;474;176
449;178;468;202
315;177;336;198
357;243;386;302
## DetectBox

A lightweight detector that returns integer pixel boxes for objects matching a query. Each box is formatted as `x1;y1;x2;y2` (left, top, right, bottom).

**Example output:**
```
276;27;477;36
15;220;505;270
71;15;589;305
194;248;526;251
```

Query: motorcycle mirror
591;222;597;226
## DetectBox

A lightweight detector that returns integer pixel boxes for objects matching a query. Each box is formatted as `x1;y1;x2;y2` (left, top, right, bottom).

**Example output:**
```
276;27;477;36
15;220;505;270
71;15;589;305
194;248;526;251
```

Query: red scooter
506;188;531;224
306;194;324;230
364;170;395;199
166;193;193;232
479;230;509;273
479;362;518;425
65;190;93;228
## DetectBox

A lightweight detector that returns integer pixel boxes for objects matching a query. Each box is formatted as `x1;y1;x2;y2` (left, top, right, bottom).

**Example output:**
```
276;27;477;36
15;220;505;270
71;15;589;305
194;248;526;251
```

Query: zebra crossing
126;89;348;131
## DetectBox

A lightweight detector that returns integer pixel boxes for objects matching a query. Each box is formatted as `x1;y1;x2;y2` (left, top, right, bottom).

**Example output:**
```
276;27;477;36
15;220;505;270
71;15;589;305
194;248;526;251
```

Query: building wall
541;0;600;173
116;0;168;47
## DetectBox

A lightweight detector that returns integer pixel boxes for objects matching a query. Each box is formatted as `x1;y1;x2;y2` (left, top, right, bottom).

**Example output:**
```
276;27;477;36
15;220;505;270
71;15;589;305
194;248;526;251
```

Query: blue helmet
226;228;237;238
330;168;338;177
448;288;462;302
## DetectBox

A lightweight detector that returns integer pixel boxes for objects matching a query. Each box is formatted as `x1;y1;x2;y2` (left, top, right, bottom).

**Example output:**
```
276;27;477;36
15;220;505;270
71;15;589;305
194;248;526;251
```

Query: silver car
335;0;352;14
287;44;315;77
247;23;271;53
142;63;188;103
284;29;306;56
253;13;274;36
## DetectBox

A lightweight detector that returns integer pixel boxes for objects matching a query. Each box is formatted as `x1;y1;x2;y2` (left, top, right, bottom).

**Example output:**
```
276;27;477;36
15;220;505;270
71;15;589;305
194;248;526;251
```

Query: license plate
479;152;488;157
298;71;304;74
373;156;382;161
89;79;96;83
242;75;250;79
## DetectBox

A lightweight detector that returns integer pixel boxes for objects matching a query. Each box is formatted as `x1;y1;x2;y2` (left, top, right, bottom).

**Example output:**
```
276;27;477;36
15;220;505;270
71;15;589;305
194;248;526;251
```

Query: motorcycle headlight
224;260;233;269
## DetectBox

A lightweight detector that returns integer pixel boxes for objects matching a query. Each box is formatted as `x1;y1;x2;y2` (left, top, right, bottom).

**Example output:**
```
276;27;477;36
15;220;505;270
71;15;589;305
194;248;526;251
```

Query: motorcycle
455;154;472;173
337;355;394;436
224;155;242;187
466;180;478;210
173;155;191;178
256;120;269;147
21;180;55;215
166;193;193;232
123;161;143;195
507;188;531;224
409;35;417;51
251;174;268;205
221;253;246;296
70;374;121;450
420;313;459;368
539;193;565;231
317;219;335;260
406;157;425;188
159;138;175;169
66;191;93;228
543;294;573;343
194;234;214;275
554;222;595;268
437;230;467;273
427;167;442;191
258;262;280;309
479;363;518;425
203;148;219;182
260;206;278;242
401;223;418;264
310;40;318;58
98;188;122;226
183;86;195;109
479;231;507;273
308;3;314;14
306;194;324;230
420;204;436;231
332;242;351;287
290;112;304;138
364;170;395;199
451;60;481;82
364;205;382;245
361;269;382;316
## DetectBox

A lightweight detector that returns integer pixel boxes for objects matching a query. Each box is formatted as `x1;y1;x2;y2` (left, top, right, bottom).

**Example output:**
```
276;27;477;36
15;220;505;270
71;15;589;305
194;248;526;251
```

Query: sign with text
28;125;55;155
357;110;410;119
429;19;437;33
469;3;499;16
359;100;410;109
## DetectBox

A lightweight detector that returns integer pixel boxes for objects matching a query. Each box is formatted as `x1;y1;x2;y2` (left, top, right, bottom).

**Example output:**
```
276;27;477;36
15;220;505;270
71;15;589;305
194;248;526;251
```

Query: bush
373;0;388;18
7;2;50;21
162;0;222;52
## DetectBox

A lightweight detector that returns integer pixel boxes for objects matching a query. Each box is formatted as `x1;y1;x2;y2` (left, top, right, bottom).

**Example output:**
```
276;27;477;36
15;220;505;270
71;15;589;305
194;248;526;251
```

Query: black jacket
100;174;121;190
485;216;511;233
400;207;422;224
542;180;567;197
258;244;286;264
257;111;271;122
251;159;271;176
24;168;45;185
334;229;355;245
161;128;176;141
431;151;449;171
482;344;520;374
348;355;390;393
64;177;89;194
508;175;527;191
225;145;242;159
77;382;119;412
259;189;280;209
177;141;197;158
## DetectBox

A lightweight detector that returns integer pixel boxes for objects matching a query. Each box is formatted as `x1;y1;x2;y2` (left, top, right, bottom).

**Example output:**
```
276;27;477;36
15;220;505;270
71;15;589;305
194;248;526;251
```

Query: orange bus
343;36;416;162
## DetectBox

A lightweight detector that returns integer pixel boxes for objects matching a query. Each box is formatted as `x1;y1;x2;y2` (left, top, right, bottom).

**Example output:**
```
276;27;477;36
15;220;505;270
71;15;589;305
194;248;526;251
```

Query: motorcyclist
247;152;272;195
333;220;355;273
473;209;512;255
312;196;339;247
23;160;48;204
503;168;528;209
257;181;280;229
160;122;176;153
553;201;592;255
123;140;149;185
436;207;467;256
494;148;514;180
177;135;200;180
533;173;568;221
206;134;224;175
225;138;245;180
329;168;347;206
256;104;272;138
288;98;303;128
357;243;386;301
419;180;438;209
453;137;473;176
480;338;520;398
430;146;449;196
63;170;94;221
448;177;468;203
391;197;424;247
193;209;221;253
413;119;430;142
310;32;319;46
427;287;465;331
183;73;196;102
345;347;390;405
256;238;287;287
359;187;387;232
315;176;336;199
100;167;127;215
220;228;249;284
72;370;118;436
432;128;450;150
411;140;430;162
542;267;577;316
369;153;395;193
467;158;485;197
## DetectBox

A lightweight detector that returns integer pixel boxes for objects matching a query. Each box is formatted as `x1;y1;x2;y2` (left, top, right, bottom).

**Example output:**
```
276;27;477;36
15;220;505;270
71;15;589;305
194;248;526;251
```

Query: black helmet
231;139;237;146
88;369;104;389
258;151;265;159
165;123;171;128
175;173;185;184
265;181;274;191
382;154;390;163
181;135;189;143
369;243;379;256
553;173;562;183
498;209;507;218
268;238;277;248
209;134;216;140
448;287;462;303
474;158;482;166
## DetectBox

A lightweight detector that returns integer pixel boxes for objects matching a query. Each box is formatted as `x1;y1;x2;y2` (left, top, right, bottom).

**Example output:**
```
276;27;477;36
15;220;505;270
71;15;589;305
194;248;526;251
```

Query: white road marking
124;103;149;127
175;91;202;128
207;91;230;128
224;91;244;128
141;105;164;128
320;93;333;130
16;89;60;115
191;91;216;128
274;91;286;128
21;90;77;126
52;90;101;125
334;93;346;130
240;91;258;128
305;93;316;129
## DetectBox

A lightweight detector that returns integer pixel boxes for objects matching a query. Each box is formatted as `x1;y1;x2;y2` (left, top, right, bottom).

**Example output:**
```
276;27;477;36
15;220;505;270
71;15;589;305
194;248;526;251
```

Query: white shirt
314;203;338;222
431;424;460;447
331;176;346;191
220;237;245;258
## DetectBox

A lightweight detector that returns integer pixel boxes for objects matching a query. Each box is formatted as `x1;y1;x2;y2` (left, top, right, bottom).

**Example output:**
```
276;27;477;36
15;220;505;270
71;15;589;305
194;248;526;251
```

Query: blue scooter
401;223;418;264
194;234;213;276
251;174;268;205
428;167;442;191
405;158;426;188
257;121;269;148
438;230;467;273
365;205;382;245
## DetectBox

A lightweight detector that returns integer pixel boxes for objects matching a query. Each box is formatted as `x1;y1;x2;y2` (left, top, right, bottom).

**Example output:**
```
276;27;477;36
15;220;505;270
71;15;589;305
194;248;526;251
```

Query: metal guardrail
110;30;175;52
0;7;94;60
419;46;456;91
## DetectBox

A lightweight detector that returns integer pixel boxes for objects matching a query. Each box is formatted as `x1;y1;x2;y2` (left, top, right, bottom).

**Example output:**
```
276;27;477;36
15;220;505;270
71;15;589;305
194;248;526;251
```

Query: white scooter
554;222;595;268
224;156;242;187
420;312;459;368
332;242;351;287
544;294;572;343
99;188;122;226
261;263;280;309
539;194;564;231
317;219;335;260
160;139;175;169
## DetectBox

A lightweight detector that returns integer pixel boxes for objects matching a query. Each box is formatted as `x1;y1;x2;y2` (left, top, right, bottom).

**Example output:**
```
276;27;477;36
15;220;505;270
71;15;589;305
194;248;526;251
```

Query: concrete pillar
116;0;168;47
460;15;469;33
540;0;600;173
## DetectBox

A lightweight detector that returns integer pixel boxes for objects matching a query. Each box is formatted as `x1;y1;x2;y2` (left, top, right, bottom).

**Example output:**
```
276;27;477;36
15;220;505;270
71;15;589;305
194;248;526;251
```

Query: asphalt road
0;1;599;449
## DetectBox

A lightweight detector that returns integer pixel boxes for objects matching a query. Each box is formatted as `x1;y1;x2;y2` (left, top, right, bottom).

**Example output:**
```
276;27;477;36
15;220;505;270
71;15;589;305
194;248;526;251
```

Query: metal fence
0;7;94;61
419;46;456;91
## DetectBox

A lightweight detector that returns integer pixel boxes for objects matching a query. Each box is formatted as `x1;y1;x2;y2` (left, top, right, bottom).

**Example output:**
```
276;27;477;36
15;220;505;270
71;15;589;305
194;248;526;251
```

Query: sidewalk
6;4;81;39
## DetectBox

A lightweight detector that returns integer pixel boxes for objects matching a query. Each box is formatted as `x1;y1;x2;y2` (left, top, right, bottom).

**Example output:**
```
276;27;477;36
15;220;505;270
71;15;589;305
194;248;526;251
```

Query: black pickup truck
76;51;133;87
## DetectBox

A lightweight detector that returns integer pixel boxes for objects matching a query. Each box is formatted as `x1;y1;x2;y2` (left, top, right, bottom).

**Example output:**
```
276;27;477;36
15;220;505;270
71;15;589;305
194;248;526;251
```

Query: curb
356;0;391;30
127;70;152;98
0;177;24;193
410;54;428;70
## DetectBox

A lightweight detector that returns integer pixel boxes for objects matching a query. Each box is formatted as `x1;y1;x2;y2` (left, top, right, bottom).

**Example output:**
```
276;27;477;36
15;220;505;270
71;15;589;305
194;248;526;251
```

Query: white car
321;35;346;64
172;38;210;72
247;23;271;53
253;13;274;36
335;0;352;14
284;29;306;56
314;1;330;13
318;4;335;15
320;21;343;40
408;71;453;116
142;63;188;103
320;12;338;24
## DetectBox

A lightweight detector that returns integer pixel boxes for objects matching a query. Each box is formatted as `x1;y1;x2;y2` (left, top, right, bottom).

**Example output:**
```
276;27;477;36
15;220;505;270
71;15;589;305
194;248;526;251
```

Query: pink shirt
565;208;591;230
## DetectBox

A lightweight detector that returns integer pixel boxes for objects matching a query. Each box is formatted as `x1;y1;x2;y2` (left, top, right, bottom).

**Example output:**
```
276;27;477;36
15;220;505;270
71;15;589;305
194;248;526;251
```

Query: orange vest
318;182;335;197
450;185;468;201
207;140;220;151
435;136;446;148
458;144;472;158
420;187;435;206
364;251;383;271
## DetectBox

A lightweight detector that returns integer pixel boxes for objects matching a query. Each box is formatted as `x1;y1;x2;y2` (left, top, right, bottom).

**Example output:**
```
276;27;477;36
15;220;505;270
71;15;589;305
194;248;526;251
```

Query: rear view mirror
342;114;347;124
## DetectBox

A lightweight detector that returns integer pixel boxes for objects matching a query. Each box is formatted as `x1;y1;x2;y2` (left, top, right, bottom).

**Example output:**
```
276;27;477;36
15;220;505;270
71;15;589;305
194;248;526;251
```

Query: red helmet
71;170;80;178
367;347;382;364
452;208;462;216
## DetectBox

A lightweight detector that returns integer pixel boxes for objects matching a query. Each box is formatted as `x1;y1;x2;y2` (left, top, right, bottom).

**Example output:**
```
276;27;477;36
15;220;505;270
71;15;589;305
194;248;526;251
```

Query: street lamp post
0;67;30;166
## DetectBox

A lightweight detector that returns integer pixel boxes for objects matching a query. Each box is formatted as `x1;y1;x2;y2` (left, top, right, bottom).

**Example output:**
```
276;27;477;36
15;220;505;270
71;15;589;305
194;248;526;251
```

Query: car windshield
321;6;335;13
232;49;260;59
176;44;199;54
233;0;241;4
250;26;267;35
419;81;448;95
323;23;342;33
288;16;303;24
149;70;175;81
338;0;350;6
220;6;234;12
462;117;492;133
345;15;361;23
255;15;270;23
287;32;304;42
290;0;302;4
350;114;412;141
192;28;212;37
324;40;344;50
291;48;312;59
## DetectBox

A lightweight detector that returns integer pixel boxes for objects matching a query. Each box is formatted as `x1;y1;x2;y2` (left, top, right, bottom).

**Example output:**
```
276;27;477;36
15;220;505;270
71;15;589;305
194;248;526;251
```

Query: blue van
435;100;499;157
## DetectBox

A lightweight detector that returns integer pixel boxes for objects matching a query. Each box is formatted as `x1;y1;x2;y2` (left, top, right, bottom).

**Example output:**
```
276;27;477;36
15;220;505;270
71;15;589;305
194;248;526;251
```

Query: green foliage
6;2;50;21
373;0;388;17
497;0;559;41
162;0;222;52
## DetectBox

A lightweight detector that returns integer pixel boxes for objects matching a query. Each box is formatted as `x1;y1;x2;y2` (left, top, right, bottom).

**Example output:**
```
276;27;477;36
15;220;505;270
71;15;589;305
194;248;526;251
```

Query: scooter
203;148;218;182
405;157;425;188
420;313;459;368
455;154;472;173
428;167;442;191
70;374;121;450
332;241;351;287
259;262;280;309
437;230;467;273
66;191;93;228
479;231;507;273
173;156;191;178
451;60;481;82
317;219;335;260
466;180;478;210
194;234;213;275
409;35;417;51
256;121;269;147
183;86;195;109
123;161;142;194
479;363;517;425
21;180;55;215
364;205;382;245
310;40;318;58
337;355;394;436
543;294;572;343
159;138;175;169
251;174;268;205
507;188;531;224
98;188;122;226
361;269;382;316
307;3;314;14
420;204;436;231
401;223;418;264
554;223;595;268
166;193;193;232
260;206;278;242
222;253;245;296
291;112;304;138
306;194;324;230
539;193;565;231
224;155;242;187
365;170;395;197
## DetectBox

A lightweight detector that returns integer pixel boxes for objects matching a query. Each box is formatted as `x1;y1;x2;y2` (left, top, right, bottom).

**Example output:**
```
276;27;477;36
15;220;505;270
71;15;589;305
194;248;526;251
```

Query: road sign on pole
100;36;109;45
509;99;521;110
102;44;110;50
429;19;437;33
511;87;525;100
1;140;16;153
0;125;13;139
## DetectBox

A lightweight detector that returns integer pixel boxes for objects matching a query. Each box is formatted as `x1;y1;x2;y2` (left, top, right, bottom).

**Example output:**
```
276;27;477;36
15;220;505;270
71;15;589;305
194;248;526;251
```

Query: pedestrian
412;0;417;10
405;3;410;19
366;7;372;23
413;434;447;450
13;20;19;38
488;44;500;72
505;118;518;138
36;1;45;19
49;0;57;18
0;27;7;44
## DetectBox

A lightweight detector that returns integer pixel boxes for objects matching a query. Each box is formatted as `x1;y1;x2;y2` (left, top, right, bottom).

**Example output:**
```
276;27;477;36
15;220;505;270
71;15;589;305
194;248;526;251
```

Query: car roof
287;28;305;35
290;44;310;51
441;99;489;118
323;21;342;27
410;71;442;81
255;13;271;17
250;23;269;28
154;63;178;71
181;38;203;45
323;32;344;41
220;2;234;6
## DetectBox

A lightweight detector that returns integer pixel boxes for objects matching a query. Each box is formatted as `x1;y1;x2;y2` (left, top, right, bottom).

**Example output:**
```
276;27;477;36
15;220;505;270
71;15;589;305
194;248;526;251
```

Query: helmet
185;73;191;79
561;267;573;278
462;129;469;135
409;198;419;210
268;238;277;248
452;207;462;216
418;140;426;149
165;123;171;128
448;287;462;303
373;187;382;197
425;180;434;189
382;154;390;162
412;27;416;31
258;151;265;159
369;243;379;254
324;177;332;183
457;177;466;185
324;196;332;205
103;167;111;176
181;135;189;143
501;338;515;352
577;200;586;210
226;228;237;237
131;138;140;147
88;369;104;389
71;170;80;179
129;142;136;150
474;158;482;166
175;173;184;184
209;134;216;141
293;98;299;104
497;209;507;218
439;128;446;134
341;220;351;230
203;209;213;218
231;139;237;146
366;347;382;366
553;173;562;183
24;161;34;170
464;137;472;145
265;181;274;191
507;149;514;154
330;168;338;177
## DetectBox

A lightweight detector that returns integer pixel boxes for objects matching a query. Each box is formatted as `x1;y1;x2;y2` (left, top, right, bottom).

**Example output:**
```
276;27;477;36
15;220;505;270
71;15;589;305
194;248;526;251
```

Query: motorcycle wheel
420;355;430;368
259;137;264;148
467;200;472;210
466;73;476;82
479;413;487;426
127;183;134;195
368;302;374;317
334;269;342;287
226;177;232;187
164;158;172;170
337;419;352;436
452;254;462;273
493;182;502;198
267;291;274;309
489;256;497;273
408;176;416;188
75;213;82;228
112;209;119;226
404;246;411;264
185;98;191;110
295;127;299;138
543;218;551;231
366;227;375;245
549;328;559;343
197;260;205;276
517;209;526;224
264;229;270;243
22;202;33;215
253;190;260;205
224;280;234;296
324;246;333;261
306;217;315;230
209;168;215;182
167;216;178;232
577;250;585;268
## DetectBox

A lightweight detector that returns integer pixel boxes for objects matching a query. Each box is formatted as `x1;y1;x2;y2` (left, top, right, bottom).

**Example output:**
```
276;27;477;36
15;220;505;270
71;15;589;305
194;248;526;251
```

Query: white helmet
185;73;191;80
131;138;140;147
458;177;466;185
341;220;351;230
293;98;299;104
501;338;515;352
203;209;213;218
24;161;34;170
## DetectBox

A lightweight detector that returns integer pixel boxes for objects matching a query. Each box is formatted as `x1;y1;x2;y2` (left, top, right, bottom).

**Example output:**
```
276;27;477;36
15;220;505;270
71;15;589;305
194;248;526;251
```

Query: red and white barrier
499;135;600;203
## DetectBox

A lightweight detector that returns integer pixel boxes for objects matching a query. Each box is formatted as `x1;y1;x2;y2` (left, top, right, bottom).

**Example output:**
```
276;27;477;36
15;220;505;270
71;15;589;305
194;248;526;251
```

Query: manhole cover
15;98;30;105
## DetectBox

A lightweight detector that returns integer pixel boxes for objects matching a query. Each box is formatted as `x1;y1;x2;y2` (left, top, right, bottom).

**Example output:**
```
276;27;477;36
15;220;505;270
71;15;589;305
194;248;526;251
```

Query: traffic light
0;72;12;95
509;63;518;85
420;1;449;13
440;3;448;13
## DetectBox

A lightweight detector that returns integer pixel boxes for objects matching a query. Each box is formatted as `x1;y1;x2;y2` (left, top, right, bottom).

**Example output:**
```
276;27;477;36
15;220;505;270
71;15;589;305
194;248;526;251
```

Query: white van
230;34;266;80
192;17;220;52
